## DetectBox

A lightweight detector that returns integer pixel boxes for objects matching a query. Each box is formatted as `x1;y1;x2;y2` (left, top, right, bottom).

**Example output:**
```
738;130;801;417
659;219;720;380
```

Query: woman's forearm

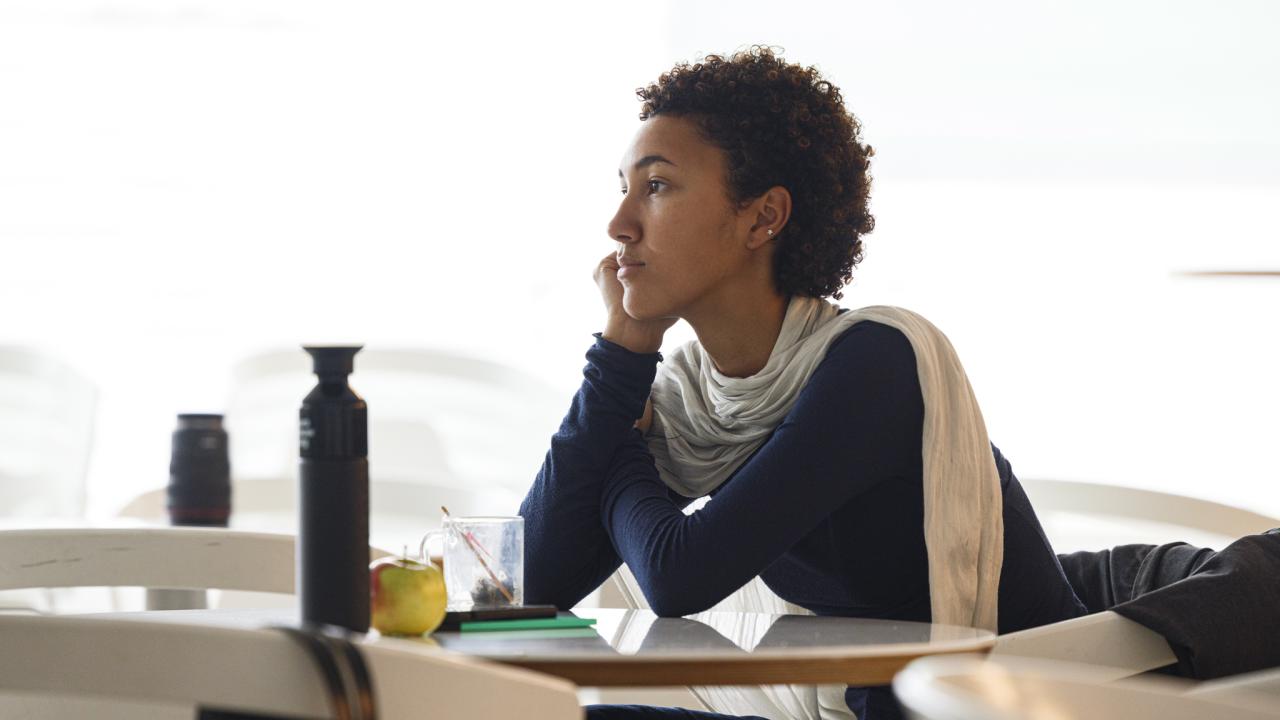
519;335;661;609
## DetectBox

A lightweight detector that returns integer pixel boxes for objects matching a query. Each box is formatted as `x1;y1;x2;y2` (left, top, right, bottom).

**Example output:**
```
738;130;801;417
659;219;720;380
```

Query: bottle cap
303;346;363;379
299;346;367;460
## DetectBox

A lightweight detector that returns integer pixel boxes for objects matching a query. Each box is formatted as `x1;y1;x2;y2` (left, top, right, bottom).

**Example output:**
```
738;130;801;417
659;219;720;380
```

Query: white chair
0;345;97;519
1019;477;1280;551
0;526;391;607
992;479;1280;680
224;346;565;496
988;610;1177;681
894;654;1280;720
0;346;98;614
117;476;526;543
0;526;581;719
996;480;1279;680
893;482;1280;717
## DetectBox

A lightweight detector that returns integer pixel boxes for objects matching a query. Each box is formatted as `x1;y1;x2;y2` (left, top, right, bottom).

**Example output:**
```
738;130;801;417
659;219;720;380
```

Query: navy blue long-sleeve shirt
520;321;1086;717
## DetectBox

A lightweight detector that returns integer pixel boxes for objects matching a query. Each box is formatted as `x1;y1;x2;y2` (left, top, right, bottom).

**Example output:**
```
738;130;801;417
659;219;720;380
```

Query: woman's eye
646;179;665;194
619;186;628;195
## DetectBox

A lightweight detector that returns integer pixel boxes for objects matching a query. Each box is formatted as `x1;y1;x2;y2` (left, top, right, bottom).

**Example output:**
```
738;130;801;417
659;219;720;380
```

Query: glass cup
419;516;524;611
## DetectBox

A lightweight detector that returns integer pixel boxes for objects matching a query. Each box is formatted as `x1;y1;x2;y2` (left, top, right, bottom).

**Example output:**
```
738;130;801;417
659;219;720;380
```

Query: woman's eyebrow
619;155;678;177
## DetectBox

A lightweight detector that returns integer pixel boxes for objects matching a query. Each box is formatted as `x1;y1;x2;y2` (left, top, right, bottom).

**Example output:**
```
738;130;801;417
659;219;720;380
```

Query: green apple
369;554;447;636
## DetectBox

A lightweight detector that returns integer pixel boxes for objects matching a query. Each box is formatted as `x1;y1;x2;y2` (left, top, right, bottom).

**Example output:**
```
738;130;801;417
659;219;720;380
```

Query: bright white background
2;0;1278;520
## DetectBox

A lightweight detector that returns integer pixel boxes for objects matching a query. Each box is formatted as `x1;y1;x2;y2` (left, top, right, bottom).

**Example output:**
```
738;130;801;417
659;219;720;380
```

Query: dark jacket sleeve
518;334;660;610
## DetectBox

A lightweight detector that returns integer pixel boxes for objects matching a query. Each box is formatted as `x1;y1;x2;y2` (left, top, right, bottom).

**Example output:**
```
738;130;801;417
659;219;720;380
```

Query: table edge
503;645;993;687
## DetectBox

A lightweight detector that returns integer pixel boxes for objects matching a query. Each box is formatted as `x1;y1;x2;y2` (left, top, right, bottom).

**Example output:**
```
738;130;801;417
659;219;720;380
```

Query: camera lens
167;413;231;526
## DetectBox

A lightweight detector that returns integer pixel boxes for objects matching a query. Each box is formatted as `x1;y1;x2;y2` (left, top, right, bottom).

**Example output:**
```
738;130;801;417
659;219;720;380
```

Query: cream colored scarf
646;296;1004;633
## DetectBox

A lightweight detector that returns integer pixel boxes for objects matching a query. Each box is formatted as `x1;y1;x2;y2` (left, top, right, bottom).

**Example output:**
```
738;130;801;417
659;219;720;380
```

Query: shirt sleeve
600;321;925;617
518;334;662;610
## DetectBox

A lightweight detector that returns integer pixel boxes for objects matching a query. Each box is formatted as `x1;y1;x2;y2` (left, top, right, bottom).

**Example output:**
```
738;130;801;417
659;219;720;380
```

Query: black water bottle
168;413;231;527
298;345;370;632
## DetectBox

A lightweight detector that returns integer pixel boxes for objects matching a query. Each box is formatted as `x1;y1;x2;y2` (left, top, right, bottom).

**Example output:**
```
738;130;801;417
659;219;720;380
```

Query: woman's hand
594;252;676;354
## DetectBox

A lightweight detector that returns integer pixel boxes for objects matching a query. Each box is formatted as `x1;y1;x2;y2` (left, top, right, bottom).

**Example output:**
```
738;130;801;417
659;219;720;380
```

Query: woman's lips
617;260;644;279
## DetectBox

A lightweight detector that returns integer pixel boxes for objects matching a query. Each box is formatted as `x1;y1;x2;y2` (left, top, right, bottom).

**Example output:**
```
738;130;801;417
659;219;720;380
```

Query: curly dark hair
638;46;874;299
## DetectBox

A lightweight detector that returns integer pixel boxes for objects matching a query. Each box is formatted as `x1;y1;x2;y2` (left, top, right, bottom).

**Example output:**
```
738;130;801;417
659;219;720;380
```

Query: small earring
766;229;774;236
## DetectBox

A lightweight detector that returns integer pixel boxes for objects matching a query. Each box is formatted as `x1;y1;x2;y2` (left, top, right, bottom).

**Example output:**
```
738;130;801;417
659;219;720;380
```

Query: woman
519;47;1086;720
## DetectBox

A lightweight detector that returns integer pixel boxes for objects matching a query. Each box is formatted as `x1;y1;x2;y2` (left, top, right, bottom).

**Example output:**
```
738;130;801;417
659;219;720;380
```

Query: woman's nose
607;197;638;245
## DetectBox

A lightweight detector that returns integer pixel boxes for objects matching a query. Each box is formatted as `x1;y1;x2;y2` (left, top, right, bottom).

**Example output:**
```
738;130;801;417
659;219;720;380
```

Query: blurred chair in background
223;345;565;551
119;477;524;561
0;527;331;605
0;345;98;614
895;482;1280;719
0;345;97;519
1019;477;1280;551
118;346;567;607
223;346;563;505
0;526;391;617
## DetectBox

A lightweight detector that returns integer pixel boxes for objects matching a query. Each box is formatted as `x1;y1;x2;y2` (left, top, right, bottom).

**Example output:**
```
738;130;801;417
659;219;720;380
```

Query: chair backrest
0;527;389;594
894;654;1280;720
1020;478;1280;550
116;478;526;564
989;610;1176;680
0;612;583;720
0;346;97;518
224;346;564;495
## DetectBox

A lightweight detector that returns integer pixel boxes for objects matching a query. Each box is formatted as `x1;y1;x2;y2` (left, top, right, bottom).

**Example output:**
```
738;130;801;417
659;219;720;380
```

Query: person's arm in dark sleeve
600;322;924;617
519;334;661;610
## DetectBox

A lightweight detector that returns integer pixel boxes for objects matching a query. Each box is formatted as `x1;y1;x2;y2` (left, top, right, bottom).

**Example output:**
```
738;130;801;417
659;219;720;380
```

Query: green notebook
458;616;598;633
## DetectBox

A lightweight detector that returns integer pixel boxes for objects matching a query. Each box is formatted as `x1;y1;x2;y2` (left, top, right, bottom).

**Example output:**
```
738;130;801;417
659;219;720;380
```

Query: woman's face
608;115;754;322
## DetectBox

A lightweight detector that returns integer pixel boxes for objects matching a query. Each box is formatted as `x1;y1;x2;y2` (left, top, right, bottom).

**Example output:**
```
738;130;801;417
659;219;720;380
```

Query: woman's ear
745;186;792;250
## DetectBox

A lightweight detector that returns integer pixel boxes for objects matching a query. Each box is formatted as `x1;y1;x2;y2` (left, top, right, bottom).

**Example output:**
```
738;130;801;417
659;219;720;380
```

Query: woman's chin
621;294;670;323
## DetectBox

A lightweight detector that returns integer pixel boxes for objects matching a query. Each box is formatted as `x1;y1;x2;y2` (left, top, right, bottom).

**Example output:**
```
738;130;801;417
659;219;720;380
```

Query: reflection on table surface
83;605;996;686
86;606;993;663
429;608;993;661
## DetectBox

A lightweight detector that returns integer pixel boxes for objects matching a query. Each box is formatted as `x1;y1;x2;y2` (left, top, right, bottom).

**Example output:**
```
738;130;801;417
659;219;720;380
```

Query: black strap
271;623;379;720
313;624;378;720
194;624;377;720
335;636;376;720
274;625;354;720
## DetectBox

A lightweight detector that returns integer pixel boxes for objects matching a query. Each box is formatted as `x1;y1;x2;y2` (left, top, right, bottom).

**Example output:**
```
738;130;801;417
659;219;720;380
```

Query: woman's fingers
596;251;621;273
595;251;670;353
594;252;625;310
594;252;621;286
